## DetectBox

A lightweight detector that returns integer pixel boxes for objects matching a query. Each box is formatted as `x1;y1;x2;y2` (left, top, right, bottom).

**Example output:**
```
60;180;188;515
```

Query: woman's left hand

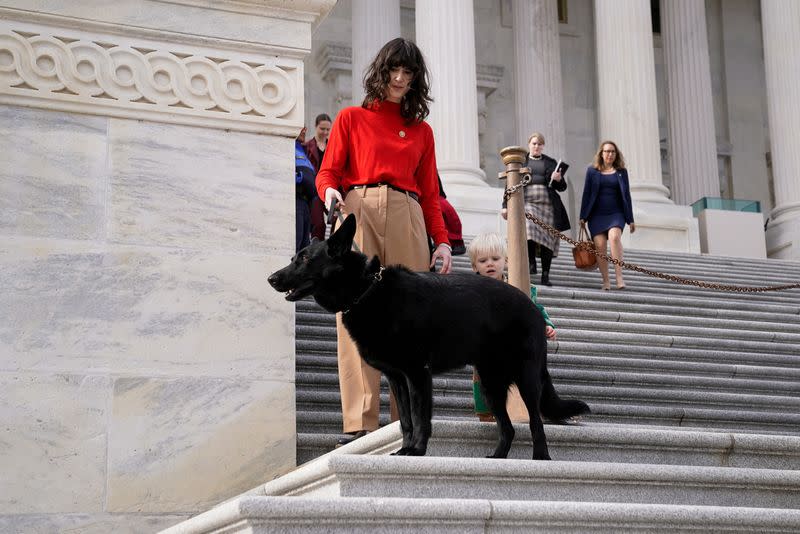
431;244;452;274
630;223;636;234
550;170;562;182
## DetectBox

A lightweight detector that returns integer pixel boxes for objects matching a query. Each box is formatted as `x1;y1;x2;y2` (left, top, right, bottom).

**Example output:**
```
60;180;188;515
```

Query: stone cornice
0;7;307;59
476;63;504;94
155;0;337;31
0;20;303;135
316;41;352;81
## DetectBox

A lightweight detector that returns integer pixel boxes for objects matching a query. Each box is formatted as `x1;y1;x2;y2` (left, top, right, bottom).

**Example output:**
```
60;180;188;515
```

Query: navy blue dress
588;172;627;237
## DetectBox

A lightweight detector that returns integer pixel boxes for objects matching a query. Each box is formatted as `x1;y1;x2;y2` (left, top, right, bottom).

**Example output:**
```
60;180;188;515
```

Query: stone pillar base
766;212;800;260
622;202;700;254
444;183;505;238
698;210;766;259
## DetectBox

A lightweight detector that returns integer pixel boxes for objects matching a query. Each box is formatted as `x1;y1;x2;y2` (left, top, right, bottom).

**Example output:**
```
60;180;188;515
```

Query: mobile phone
555;160;569;175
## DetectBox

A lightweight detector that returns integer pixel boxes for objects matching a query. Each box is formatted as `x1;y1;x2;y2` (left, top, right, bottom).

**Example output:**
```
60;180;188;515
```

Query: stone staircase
164;250;800;533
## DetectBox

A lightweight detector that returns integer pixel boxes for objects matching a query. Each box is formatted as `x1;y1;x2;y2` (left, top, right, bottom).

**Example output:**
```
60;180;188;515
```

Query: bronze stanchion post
499;146;531;294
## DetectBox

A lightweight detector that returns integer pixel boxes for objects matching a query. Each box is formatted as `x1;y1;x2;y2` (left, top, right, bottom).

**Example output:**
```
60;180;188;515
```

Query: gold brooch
399;130;406;138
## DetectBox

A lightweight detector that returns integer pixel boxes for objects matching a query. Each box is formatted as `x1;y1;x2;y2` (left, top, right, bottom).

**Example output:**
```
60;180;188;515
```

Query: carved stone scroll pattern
0;30;298;120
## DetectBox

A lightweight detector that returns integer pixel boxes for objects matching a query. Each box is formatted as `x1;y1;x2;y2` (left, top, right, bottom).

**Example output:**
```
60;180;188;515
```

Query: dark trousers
527;240;553;274
296;197;311;252
310;197;326;241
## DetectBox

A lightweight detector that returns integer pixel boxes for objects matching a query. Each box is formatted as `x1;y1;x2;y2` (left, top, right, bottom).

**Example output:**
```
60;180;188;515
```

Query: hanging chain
503;174;800;293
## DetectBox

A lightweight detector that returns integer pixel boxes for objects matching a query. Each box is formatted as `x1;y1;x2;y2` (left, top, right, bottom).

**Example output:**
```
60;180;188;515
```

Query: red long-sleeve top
316;100;449;246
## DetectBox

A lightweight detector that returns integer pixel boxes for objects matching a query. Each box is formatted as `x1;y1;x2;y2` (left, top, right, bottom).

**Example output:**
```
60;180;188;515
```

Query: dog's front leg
384;370;414;454
400;367;433;456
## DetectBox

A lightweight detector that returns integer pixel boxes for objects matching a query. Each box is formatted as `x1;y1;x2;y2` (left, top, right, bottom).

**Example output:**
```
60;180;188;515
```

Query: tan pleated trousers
336;185;431;433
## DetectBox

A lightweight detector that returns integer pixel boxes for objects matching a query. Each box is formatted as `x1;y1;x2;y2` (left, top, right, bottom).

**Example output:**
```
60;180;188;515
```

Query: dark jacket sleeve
579;167;594;221
621;169;635;224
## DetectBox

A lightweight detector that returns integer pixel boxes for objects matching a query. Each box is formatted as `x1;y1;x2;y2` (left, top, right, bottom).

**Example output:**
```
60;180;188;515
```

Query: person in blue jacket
579;140;636;290
295;127;317;252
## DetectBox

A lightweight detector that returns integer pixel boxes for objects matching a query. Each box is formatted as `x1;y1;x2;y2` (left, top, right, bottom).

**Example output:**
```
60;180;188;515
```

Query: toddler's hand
545;326;557;340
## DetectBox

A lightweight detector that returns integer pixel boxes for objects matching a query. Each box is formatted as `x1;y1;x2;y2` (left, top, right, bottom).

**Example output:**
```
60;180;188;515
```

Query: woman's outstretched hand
431;244;452;274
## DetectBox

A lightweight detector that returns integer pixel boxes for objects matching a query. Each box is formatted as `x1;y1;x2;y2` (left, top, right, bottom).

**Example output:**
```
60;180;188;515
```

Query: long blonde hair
591;140;626;170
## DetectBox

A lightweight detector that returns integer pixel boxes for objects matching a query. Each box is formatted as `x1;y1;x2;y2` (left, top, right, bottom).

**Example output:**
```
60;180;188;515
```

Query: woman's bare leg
593;233;610;290
608;227;625;288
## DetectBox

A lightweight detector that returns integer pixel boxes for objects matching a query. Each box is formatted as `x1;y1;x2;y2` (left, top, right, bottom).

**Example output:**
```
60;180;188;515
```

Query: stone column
351;0;401;106
661;0;719;206
762;0;800;259
593;0;699;252
512;0;566;159
594;0;668;203
416;0;501;235
416;0;484;188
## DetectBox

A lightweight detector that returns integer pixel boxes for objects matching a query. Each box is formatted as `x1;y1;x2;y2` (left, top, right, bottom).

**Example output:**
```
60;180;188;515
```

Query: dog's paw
486;452;508;459
532;453;552;461
391;447;414;456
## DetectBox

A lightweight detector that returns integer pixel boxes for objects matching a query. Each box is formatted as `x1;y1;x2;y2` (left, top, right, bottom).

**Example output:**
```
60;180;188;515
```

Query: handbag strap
579;221;592;242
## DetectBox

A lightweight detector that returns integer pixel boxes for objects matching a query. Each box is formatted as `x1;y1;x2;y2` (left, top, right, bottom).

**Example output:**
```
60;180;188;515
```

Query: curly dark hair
362;38;433;123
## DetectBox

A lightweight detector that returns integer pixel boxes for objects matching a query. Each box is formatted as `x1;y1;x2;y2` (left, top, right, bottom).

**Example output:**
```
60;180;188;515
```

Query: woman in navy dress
579;141;636;290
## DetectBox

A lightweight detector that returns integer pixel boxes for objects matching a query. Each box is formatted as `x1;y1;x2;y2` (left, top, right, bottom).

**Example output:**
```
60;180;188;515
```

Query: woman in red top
316;38;452;445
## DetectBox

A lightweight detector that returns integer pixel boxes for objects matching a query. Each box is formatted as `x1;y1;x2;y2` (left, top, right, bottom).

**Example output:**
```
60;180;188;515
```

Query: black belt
348;183;419;203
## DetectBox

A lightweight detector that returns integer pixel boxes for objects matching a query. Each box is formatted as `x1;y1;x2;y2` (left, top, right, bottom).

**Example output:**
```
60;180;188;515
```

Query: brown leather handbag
572;222;598;270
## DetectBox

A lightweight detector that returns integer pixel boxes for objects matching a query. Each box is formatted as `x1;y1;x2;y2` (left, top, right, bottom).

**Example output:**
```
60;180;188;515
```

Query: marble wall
0;105;296;531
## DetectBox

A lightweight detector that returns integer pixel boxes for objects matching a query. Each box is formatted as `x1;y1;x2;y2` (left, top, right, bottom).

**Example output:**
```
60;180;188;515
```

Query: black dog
268;214;589;460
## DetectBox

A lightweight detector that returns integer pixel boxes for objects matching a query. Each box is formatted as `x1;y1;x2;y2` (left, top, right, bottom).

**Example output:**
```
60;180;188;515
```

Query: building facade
305;0;800;259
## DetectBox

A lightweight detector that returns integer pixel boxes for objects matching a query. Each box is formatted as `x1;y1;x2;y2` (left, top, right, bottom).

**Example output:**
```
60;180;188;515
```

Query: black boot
527;240;537;275
540;246;553;286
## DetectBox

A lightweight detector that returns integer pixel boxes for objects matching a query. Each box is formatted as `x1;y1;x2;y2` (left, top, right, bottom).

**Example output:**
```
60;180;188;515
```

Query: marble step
298;307;800;334
296;321;800;348
261;454;800;509
294;289;800;322
297;328;800;358
295;398;800;436
296;385;800;424
297;364;800;397
297;340;800;372
160;495;800;534
298;420;800;469
297;352;800;385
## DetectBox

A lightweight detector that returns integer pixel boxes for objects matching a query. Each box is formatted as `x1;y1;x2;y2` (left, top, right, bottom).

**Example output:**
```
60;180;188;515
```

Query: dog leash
325;197;362;253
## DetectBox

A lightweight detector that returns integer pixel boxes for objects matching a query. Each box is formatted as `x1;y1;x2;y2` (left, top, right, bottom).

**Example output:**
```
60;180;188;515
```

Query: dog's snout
267;272;279;287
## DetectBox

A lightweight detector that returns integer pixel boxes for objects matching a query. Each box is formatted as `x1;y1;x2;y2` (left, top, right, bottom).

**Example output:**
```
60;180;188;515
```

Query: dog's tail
539;368;591;423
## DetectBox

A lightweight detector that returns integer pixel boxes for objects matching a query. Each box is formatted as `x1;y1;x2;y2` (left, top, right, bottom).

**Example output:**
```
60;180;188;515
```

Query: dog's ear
327;214;357;256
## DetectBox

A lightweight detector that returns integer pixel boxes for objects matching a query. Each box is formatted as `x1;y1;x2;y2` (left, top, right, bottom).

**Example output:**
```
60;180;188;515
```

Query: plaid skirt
524;184;560;256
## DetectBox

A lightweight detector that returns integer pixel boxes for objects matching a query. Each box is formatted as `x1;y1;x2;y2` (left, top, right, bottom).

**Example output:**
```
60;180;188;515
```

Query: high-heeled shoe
335;430;369;447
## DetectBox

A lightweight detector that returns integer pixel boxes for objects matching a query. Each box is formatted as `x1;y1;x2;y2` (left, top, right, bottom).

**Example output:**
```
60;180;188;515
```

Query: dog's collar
342;266;385;315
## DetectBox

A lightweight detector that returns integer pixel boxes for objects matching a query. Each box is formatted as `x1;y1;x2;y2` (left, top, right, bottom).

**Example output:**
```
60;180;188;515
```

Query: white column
351;0;401;106
512;0;566;159
415;0;500;236
762;0;800;259
594;0;669;203
416;0;486;188
661;0;719;206
592;0;699;253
